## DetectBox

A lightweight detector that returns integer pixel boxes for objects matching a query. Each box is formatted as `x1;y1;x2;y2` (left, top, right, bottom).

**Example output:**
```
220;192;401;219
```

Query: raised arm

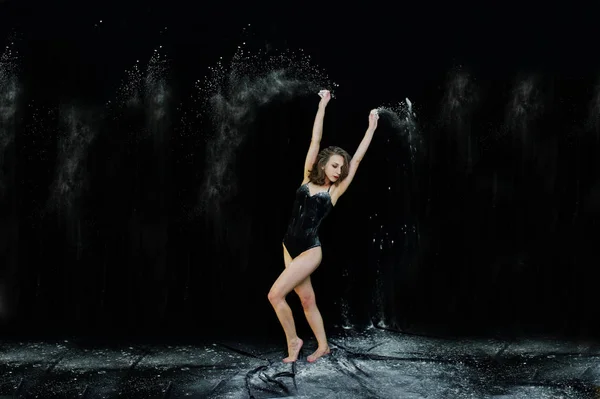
302;90;331;184
331;109;379;200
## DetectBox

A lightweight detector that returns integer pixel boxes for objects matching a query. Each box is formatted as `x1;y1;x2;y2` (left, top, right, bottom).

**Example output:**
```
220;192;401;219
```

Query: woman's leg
283;246;330;362
268;245;322;362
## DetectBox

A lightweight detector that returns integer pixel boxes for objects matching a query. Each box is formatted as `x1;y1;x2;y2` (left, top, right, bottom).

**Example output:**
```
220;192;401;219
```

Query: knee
299;293;316;310
268;289;283;305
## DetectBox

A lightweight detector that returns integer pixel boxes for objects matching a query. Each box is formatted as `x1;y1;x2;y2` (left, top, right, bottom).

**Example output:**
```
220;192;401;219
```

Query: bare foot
283;338;303;363
307;346;330;363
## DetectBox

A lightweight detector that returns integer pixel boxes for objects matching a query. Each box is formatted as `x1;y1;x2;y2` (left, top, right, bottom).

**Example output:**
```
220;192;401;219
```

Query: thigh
272;246;322;298
283;243;315;296
283;243;293;268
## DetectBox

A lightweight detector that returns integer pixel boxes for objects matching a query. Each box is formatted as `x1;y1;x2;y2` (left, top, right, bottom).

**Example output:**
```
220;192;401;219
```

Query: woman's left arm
332;109;379;201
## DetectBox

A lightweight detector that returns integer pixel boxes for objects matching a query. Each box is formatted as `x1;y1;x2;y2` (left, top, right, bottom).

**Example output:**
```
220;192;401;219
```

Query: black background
1;1;599;342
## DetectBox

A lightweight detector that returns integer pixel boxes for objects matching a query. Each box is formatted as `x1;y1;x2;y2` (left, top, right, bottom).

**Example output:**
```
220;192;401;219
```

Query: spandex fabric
282;182;333;259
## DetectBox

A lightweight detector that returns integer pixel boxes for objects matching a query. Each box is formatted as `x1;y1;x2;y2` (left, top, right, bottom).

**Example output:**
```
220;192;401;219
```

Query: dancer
268;89;379;363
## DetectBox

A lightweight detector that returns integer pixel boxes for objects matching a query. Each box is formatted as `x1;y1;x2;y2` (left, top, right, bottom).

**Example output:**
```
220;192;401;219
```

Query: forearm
311;105;326;142
351;128;375;163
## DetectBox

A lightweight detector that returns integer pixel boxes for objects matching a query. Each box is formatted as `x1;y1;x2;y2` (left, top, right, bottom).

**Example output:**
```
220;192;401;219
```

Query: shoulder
330;183;343;194
329;185;341;203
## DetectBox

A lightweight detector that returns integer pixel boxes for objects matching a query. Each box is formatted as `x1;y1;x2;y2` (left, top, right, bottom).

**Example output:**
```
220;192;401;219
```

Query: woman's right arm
303;90;331;184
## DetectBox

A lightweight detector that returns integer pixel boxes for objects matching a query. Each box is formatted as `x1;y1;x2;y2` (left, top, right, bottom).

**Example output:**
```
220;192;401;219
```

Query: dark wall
1;0;599;341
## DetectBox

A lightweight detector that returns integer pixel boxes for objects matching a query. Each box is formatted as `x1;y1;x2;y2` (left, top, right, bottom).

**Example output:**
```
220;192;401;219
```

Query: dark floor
1;328;600;398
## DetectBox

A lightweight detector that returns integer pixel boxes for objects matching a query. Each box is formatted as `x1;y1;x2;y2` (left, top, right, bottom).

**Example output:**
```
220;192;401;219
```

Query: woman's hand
318;90;331;108
368;109;379;131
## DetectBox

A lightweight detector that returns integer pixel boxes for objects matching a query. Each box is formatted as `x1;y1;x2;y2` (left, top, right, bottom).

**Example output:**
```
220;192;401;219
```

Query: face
323;154;344;183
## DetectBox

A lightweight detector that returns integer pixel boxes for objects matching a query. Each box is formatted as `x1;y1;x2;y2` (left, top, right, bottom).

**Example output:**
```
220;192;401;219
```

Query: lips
333;175;339;179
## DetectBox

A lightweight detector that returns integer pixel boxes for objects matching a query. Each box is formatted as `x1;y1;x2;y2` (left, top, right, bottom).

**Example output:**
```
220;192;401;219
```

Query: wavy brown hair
308;146;351;185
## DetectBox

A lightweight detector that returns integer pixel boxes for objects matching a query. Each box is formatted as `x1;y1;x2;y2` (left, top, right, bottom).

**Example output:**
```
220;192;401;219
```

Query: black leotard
282;182;333;259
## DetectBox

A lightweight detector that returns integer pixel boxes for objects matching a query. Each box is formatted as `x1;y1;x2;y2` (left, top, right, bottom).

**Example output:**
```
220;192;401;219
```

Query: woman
267;89;379;363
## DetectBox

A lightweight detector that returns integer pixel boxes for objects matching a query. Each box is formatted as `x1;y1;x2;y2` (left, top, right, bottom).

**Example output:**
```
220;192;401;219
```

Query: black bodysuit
282;182;333;259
